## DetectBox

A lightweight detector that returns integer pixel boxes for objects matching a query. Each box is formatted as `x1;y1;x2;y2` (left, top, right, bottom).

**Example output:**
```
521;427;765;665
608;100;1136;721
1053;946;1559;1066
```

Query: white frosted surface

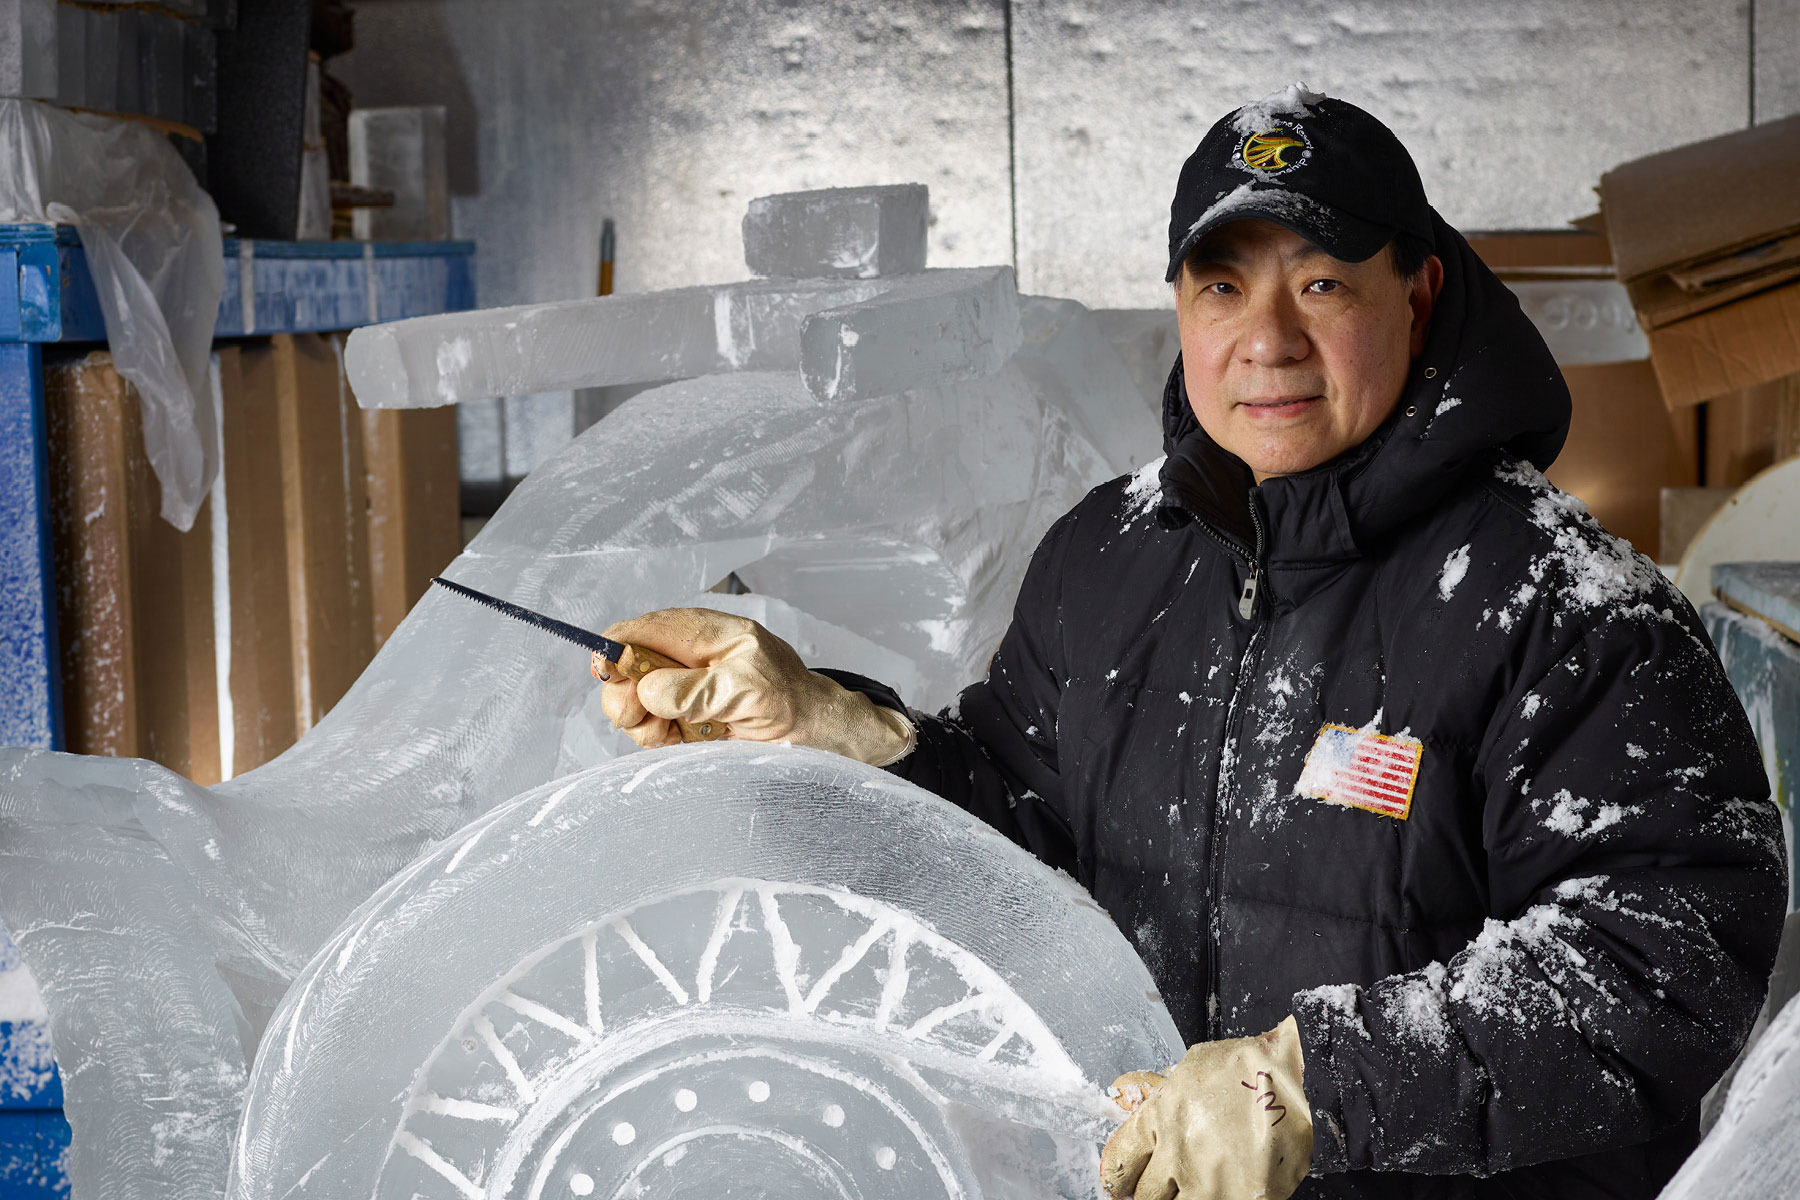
799;267;1023;404
1010;0;1753;307
1660;993;1800;1198
233;745;1181;1198
745;184;930;279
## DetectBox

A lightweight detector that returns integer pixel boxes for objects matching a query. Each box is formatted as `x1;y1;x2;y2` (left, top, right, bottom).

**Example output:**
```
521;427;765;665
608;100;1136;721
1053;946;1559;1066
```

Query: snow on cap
1167;84;1434;281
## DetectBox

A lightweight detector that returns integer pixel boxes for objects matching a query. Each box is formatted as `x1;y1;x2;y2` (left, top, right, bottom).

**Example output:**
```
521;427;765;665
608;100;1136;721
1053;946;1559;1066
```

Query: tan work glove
1101;1015;1312;1200
592;608;916;766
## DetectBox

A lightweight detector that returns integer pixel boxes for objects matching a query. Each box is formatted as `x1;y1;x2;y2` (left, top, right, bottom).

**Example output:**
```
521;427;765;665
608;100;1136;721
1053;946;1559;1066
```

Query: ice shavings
1535;788;1640;839
1121;454;1167;528
1438;544;1471;601
1302;981;1370;1040
1489;458;1678;631
1434;396;1463;418
1229;82;1327;136
1185;182;1340;241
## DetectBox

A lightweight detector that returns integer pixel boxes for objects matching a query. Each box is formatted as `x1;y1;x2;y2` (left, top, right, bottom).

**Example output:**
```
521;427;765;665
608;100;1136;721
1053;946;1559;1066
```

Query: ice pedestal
743;184;930;279
233;744;1182;1199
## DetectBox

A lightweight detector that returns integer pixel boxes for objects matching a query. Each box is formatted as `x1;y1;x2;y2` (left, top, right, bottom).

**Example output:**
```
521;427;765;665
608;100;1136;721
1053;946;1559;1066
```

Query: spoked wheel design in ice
389;882;1078;1199
235;745;1182;1200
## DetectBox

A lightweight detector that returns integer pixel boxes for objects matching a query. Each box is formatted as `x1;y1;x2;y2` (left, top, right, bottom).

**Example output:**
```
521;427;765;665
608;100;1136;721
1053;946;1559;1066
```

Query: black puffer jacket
880;213;1788;1197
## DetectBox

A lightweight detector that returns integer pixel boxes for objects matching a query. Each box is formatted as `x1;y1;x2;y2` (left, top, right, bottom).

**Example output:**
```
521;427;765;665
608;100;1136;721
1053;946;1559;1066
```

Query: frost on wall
0;185;1167;1199
232;745;1182;1198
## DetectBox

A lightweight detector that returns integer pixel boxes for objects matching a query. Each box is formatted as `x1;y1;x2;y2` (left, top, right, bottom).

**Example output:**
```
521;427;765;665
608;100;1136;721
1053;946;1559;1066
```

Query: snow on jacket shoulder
879;212;1787;1199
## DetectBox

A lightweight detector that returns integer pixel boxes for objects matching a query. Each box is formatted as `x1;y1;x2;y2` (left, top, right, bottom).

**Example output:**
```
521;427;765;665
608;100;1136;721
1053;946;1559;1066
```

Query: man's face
1174;219;1442;482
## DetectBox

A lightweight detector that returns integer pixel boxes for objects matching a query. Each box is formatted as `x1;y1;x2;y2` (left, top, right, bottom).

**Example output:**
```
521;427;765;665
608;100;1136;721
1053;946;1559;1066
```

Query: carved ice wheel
235;745;1182;1200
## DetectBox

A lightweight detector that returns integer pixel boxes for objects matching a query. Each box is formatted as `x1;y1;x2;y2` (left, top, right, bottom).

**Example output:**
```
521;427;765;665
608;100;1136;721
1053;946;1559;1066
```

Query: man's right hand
593;608;916;766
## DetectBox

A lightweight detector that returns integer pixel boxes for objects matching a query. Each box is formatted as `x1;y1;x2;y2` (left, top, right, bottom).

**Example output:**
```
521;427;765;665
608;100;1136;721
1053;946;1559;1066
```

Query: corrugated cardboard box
1599;114;1800;408
43;350;221;783
223;343;299;774
271;332;375;735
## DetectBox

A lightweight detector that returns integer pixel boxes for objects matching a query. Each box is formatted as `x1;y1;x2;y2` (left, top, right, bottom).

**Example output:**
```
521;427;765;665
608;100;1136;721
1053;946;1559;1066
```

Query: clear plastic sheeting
0;98;223;529
0;185;1163;1200
233;744;1182;1199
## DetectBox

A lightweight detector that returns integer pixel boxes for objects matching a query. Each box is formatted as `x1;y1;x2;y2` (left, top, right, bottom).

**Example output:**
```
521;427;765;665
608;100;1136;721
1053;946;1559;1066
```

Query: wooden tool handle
603;643;730;743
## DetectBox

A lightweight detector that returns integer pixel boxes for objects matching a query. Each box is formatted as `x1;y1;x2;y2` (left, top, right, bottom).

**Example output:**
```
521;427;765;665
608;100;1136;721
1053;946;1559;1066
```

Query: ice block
344;276;895;409
799;266;1022;404
349;106;450;243
743;183;930;279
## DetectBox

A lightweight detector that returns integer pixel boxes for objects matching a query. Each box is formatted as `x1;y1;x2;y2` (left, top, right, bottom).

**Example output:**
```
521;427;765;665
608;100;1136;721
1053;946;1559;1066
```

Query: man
594;87;1787;1199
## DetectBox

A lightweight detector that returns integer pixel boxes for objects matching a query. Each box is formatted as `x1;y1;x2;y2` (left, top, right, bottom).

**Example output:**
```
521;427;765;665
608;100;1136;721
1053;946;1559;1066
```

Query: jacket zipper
1199;488;1267;1040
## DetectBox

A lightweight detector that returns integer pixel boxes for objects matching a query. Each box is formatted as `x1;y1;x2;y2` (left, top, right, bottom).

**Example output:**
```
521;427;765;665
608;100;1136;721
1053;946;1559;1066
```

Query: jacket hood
1157;208;1570;560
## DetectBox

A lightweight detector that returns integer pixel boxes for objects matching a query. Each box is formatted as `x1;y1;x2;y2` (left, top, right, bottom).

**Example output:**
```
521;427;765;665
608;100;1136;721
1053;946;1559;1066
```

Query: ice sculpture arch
234;744;1182;1199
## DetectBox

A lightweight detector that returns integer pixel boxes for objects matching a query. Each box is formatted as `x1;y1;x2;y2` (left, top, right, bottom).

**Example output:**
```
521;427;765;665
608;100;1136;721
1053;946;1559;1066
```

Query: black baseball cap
1166;84;1434;281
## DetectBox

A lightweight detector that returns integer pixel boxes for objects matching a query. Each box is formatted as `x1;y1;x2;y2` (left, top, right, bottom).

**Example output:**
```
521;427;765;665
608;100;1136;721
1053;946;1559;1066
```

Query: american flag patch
1296;724;1424;820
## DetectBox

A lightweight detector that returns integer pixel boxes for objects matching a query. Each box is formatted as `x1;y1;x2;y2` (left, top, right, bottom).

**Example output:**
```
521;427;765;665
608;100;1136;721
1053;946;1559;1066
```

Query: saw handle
594;643;730;743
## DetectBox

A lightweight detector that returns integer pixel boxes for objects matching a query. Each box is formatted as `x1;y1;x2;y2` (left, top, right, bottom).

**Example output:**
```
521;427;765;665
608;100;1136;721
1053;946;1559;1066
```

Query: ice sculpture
0;184;1164;1200
233;744;1182;1198
1659;991;1800;1198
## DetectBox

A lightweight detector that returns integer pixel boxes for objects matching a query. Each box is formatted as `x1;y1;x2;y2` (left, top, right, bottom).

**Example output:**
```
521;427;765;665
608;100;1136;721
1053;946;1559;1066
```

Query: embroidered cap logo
1239;127;1309;175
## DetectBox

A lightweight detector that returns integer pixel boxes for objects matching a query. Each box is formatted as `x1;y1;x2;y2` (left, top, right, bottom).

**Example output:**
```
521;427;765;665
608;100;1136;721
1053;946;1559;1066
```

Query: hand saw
429;576;728;742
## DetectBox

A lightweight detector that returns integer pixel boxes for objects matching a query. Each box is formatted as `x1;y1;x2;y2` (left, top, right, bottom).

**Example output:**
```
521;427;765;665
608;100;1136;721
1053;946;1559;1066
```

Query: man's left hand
1101;1015;1312;1200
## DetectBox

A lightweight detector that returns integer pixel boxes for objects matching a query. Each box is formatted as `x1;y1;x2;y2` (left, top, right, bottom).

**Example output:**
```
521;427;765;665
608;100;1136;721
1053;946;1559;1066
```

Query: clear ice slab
344;276;896;408
233;744;1182;1199
743;184;930;279
799;267;1022;405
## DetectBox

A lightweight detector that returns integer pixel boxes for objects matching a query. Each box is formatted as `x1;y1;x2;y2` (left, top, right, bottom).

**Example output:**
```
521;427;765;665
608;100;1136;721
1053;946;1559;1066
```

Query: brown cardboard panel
42;352;219;782
1704;375;1800;489
361;403;461;648
123;373;217;784
273;333;374;735
44;352;138;758
1599;113;1800;282
1627;259;1800;330
1660;486;1738;565
1463;230;1612;272
1546;360;1698;557
1645;281;1800;408
222;343;299;774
